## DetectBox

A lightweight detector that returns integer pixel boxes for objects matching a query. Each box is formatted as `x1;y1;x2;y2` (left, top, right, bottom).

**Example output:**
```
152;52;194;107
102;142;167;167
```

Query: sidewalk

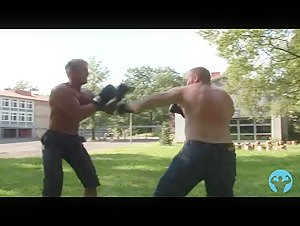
0;138;39;144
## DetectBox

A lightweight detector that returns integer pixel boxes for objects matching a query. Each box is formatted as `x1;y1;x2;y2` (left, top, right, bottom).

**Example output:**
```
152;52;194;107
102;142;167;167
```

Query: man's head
65;59;89;85
185;67;211;85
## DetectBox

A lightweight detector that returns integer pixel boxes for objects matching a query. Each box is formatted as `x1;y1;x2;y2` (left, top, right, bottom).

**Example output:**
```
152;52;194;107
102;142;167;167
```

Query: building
0;89;49;140
34;98;51;138
174;72;289;143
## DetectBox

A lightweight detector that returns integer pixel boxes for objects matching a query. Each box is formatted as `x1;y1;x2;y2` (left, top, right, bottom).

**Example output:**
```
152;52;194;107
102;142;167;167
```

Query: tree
159;121;173;145
80;56;110;140
198;29;300;118
10;80;39;92
121;66;185;130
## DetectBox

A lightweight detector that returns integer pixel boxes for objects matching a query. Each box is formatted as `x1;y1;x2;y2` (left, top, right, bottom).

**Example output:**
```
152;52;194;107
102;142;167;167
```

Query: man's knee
153;173;188;197
67;149;100;189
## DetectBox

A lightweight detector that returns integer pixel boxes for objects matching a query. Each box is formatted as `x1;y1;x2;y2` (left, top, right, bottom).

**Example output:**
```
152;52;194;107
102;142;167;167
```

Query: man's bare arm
223;91;235;117
79;88;95;105
51;87;97;122
125;87;184;113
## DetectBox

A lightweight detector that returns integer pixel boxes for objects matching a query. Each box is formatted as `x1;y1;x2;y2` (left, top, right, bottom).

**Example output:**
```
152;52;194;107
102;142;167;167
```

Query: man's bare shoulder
51;83;74;96
50;83;76;103
211;87;231;96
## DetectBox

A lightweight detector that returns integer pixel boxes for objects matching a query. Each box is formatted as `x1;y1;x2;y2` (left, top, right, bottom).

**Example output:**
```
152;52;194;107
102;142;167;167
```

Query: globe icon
268;169;293;193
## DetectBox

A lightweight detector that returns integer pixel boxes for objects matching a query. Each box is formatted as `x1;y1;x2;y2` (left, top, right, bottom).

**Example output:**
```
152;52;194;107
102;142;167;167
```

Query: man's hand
115;83;135;102
116;103;134;114
101;99;119;115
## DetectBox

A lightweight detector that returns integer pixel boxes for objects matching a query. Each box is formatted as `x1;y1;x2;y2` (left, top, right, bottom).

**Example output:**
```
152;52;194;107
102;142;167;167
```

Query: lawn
0;143;299;197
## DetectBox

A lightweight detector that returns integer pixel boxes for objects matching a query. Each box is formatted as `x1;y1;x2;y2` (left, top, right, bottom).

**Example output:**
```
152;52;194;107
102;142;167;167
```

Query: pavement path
0;139;157;158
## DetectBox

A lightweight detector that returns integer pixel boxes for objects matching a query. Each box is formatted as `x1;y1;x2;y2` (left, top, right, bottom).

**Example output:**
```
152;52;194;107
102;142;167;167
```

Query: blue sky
0;29;227;94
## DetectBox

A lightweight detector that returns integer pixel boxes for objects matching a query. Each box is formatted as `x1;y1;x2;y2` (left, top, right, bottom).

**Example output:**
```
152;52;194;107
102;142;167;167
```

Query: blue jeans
154;140;236;197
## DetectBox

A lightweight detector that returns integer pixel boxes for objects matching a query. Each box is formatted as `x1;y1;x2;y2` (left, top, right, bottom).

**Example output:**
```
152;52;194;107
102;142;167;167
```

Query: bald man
117;67;236;197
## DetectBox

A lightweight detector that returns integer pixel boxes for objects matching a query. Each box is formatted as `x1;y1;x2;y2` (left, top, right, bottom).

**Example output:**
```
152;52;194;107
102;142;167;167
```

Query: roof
0;90;49;102
211;73;227;82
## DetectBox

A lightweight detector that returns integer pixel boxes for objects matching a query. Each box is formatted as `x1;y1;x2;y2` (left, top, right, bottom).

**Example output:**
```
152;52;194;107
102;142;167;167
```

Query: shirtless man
41;59;120;197
117;67;236;197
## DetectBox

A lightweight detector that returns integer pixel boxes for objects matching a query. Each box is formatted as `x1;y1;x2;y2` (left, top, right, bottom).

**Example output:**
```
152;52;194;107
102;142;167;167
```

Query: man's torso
181;84;234;143
48;83;91;135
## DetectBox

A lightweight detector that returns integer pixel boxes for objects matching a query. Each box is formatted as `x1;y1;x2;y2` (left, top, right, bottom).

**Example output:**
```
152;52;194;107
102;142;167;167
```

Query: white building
0;89;49;139
174;73;289;143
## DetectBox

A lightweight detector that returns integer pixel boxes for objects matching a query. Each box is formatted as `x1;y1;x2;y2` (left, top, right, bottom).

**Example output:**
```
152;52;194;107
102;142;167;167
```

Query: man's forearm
129;93;171;113
75;103;98;121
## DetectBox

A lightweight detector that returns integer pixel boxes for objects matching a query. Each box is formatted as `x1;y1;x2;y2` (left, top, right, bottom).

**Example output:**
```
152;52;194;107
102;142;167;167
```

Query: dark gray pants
41;130;100;197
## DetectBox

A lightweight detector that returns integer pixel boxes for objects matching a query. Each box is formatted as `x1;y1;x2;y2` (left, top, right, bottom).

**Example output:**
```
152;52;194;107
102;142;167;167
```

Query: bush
160;122;173;145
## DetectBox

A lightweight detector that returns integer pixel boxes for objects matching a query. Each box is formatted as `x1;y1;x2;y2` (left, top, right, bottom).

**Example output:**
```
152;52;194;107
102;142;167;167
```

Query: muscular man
271;175;292;193
117;67;236;197
41;59;118;197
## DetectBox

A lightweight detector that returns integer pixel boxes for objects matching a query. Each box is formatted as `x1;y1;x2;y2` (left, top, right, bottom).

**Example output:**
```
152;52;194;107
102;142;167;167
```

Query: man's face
72;62;89;85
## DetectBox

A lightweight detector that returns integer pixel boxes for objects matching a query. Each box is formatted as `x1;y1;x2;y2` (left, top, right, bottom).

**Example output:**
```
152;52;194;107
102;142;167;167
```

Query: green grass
0;143;300;197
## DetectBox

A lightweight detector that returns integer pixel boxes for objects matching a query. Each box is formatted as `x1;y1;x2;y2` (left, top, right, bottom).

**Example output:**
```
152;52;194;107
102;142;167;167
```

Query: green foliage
80;56;110;139
9;80;39;92
198;29;300;117
288;112;300;141
121;66;185;127
159;121;173;145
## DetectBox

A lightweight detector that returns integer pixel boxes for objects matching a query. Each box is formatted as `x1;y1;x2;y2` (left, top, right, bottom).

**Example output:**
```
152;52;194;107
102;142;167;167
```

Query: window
19;100;26;108
230;119;238;125
11;112;17;121
2;98;9;107
231;134;238;140
27;101;33;109
11;99;18;108
256;135;271;140
230;126;238;133
239;118;254;124
256;126;271;133
240;126;254;133
19;113;25;121
1;112;9;121
240;135;255;140
26;113;33;122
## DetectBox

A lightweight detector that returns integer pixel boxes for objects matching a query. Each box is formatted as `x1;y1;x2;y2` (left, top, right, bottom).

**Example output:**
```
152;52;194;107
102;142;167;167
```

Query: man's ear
193;75;200;83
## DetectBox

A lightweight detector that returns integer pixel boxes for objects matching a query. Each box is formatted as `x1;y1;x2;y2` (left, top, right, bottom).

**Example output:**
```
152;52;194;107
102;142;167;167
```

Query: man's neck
68;81;81;92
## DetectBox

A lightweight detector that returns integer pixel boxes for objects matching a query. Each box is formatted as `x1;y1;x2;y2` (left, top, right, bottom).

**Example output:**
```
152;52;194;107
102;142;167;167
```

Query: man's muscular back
181;83;234;143
49;83;93;135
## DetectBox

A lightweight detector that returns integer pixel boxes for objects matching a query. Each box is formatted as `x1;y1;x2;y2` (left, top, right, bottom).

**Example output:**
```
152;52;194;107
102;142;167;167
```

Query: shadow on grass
0;151;300;197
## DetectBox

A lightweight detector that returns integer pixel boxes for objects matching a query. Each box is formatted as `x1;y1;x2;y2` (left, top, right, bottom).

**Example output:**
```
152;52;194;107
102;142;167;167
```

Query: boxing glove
169;104;185;118
93;84;117;108
103;83;135;109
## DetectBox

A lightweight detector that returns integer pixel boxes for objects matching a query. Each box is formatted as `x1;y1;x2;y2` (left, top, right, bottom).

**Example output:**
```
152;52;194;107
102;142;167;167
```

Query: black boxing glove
102;83;135;112
169;104;185;118
115;83;135;102
93;84;117;108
